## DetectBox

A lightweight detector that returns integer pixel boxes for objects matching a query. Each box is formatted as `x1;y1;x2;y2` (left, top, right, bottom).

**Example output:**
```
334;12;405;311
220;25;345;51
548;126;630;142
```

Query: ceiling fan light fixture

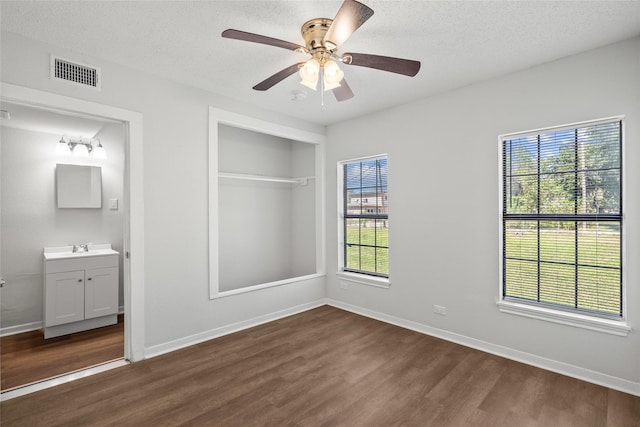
323;80;341;91
323;59;344;91
299;58;320;90
300;79;318;91
222;0;420;104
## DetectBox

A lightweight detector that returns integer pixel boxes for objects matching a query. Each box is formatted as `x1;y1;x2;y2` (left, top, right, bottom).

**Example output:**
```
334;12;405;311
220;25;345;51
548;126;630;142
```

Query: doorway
0;83;144;395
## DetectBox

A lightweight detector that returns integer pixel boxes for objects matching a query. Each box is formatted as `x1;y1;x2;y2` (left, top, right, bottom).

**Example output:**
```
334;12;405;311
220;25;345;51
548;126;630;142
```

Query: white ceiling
0;101;107;138
1;1;639;126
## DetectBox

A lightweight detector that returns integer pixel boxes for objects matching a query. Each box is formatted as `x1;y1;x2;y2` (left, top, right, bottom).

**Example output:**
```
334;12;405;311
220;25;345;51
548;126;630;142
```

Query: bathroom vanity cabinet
43;245;119;339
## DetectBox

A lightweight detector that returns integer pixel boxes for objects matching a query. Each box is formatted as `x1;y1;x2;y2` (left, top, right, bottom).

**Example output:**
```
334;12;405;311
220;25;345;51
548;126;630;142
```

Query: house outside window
339;155;389;279
500;118;625;327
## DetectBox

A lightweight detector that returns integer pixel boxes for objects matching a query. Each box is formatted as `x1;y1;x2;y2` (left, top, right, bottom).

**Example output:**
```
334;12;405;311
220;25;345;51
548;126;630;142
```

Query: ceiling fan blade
253;63;302;91
333;79;354;102
343;52;421;77
322;0;374;49
222;29;305;52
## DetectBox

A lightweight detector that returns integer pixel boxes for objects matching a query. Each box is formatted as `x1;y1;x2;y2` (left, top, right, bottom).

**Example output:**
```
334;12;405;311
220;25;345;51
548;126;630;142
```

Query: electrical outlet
433;305;447;316
339;280;349;290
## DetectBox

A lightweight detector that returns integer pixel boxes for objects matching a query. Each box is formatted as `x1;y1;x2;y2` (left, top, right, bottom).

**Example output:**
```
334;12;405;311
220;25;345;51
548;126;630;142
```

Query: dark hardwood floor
1;314;124;391
1;306;638;426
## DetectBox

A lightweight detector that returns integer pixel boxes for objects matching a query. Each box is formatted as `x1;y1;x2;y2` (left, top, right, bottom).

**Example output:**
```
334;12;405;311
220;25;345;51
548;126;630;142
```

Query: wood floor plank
606;389;640;427
1;315;124;391
478;359;550;420
1;306;638;426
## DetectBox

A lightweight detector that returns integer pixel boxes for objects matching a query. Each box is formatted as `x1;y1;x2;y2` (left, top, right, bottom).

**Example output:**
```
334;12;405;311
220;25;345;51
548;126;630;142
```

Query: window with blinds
342;156;389;277
501;119;622;318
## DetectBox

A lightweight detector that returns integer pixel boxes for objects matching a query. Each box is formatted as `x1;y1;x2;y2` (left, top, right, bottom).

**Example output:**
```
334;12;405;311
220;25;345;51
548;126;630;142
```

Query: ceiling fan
222;0;421;102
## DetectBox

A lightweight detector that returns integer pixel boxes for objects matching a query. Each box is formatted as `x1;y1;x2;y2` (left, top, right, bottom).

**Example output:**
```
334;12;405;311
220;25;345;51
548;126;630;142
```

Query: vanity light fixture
57;135;107;159
92;141;107;159
73;141;90;158
56;137;72;156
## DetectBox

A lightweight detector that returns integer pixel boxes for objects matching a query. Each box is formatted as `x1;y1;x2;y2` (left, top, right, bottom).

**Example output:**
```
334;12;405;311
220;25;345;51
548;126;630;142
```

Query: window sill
337;271;390;289
497;300;630;336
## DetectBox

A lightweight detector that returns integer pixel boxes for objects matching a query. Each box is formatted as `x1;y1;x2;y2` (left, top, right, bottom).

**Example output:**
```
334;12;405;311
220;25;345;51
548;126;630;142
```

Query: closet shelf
218;172;315;186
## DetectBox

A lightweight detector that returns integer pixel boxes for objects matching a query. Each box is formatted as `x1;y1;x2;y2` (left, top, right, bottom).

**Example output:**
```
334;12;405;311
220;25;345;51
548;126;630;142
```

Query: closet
209;108;325;298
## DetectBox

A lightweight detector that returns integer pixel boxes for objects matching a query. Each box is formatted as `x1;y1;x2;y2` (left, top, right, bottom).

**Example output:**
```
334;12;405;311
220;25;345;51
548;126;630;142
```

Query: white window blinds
502;119;622;317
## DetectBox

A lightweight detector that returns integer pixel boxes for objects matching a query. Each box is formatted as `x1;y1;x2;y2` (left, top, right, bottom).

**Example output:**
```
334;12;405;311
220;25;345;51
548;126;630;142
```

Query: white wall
0;123;125;329
0;31;326;350
325;37;640;391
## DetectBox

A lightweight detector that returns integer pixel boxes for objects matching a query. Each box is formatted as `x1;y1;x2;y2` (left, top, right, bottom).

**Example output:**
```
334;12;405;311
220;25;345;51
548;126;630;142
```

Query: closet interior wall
217;125;316;292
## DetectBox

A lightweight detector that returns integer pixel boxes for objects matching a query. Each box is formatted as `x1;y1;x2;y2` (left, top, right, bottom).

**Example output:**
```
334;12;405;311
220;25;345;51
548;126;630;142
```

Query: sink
43;244;119;260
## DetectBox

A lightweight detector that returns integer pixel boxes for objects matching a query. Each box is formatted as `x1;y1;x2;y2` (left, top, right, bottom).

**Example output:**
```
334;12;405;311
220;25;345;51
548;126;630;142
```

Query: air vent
50;56;101;90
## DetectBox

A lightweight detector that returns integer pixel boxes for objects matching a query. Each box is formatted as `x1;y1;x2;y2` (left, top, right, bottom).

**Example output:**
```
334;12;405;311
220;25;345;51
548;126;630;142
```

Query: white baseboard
326;299;640;397
144;299;327;359
1;321;43;337
142;297;639;396
0;359;129;401
2;309;125;337
44;315;117;339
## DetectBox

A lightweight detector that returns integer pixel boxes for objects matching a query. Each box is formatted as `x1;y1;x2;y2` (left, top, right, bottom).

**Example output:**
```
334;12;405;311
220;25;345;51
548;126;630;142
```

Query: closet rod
218;172;315;185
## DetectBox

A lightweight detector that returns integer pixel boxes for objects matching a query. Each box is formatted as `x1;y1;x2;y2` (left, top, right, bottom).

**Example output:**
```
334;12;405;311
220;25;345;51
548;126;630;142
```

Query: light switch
109;198;118;210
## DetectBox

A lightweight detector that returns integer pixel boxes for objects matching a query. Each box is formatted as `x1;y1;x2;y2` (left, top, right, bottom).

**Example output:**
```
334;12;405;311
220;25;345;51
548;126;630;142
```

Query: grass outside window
341;156;389;278
502;119;622;318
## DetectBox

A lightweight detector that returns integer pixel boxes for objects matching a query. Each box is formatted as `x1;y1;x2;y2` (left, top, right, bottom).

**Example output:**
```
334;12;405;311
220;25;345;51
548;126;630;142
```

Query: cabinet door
85;267;118;319
45;270;85;326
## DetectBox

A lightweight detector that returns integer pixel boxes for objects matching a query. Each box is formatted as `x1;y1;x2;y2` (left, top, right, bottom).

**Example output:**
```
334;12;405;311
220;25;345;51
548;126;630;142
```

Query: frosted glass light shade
92;144;107;159
56;140;72;156
323;79;342;91
73;143;90;158
324;60;344;89
299;59;320;91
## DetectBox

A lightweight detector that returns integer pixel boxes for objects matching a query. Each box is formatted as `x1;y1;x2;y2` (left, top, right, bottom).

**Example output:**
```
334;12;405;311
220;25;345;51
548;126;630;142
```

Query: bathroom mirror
56;164;102;208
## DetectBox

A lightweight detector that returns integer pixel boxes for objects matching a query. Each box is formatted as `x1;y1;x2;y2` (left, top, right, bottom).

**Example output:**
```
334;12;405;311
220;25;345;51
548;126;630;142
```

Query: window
501;118;623;319
340;155;389;278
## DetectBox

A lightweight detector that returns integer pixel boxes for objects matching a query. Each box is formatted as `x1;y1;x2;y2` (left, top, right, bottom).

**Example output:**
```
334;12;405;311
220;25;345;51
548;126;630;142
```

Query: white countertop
43;244;119;260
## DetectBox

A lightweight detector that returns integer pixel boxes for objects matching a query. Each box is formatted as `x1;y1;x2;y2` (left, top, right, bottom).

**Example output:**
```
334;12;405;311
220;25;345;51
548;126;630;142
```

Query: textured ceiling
1;1;639;125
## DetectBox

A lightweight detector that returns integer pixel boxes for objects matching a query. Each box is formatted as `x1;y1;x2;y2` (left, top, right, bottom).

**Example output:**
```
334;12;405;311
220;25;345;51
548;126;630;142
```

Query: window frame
337;154;391;288
497;117;630;336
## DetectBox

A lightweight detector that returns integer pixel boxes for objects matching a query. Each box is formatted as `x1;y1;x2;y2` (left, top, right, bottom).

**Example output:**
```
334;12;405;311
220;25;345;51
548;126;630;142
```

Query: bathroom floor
0;314;124;391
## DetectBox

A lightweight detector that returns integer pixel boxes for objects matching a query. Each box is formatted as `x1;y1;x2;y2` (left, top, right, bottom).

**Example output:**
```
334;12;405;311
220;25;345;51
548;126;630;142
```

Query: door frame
1;82;145;362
